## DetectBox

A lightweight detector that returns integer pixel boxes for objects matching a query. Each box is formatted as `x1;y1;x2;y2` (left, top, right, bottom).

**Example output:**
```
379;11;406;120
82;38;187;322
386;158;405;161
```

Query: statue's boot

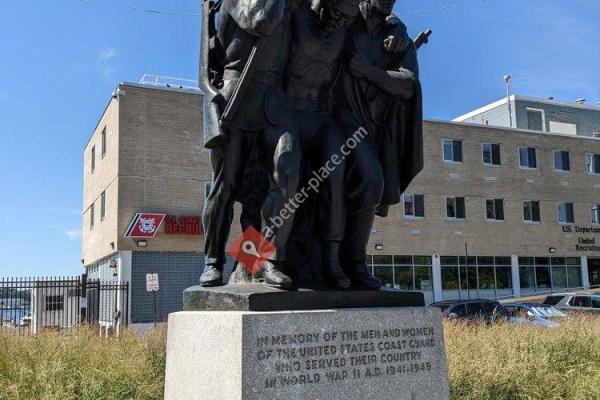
323;241;351;289
200;264;223;287
256;261;293;290
343;208;382;290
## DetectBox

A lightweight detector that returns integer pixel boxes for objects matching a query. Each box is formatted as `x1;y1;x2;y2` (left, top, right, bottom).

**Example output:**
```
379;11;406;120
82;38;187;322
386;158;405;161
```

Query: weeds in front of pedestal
1;315;598;400
445;314;600;400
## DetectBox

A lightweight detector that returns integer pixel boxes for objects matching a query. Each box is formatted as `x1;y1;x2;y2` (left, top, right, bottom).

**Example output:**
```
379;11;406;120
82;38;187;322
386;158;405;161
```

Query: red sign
228;226;275;275
165;215;203;236
124;213;166;238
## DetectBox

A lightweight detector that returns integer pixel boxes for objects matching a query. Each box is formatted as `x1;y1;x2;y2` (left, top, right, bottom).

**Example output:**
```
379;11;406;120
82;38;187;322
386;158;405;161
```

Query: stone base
184;284;425;312
164;308;449;400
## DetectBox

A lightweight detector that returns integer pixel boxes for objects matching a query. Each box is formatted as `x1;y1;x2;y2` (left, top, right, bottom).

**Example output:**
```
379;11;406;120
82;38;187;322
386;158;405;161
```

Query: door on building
588;258;600;287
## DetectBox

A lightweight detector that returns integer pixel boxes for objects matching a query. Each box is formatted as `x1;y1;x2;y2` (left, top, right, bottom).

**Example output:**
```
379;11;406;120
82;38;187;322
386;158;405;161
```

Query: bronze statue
199;0;428;291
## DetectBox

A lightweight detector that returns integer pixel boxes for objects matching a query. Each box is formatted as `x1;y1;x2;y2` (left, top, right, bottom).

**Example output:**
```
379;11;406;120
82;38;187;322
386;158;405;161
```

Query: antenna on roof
503;75;513;128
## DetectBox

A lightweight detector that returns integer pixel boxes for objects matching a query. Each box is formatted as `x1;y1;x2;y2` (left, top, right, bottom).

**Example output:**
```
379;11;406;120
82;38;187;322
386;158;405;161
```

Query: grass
0;316;598;400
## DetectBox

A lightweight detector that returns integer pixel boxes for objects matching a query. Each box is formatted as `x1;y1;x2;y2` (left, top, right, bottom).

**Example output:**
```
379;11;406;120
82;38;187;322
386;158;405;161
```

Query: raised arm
224;0;287;36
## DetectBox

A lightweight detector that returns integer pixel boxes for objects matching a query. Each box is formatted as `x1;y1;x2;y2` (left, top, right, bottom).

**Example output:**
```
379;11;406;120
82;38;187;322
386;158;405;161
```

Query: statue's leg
342;139;385;290
201;129;254;286
255;124;301;289
314;119;351;289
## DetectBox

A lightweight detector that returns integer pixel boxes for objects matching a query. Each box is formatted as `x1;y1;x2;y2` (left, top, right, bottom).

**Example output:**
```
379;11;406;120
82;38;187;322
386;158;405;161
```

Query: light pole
504;74;513;128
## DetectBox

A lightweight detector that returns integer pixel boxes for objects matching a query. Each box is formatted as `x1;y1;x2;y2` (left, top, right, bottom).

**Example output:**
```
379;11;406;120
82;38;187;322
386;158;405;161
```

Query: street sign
146;273;160;292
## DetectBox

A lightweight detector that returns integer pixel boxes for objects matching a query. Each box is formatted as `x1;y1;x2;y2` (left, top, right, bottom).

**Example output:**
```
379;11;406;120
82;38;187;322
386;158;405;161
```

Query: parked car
503;304;562;328
543;293;600;313
429;299;509;323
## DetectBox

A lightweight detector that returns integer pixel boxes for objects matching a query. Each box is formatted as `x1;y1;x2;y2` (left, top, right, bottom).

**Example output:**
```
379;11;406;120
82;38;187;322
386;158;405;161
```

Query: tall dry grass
0;327;166;400
444;314;600;400
0;316;598;399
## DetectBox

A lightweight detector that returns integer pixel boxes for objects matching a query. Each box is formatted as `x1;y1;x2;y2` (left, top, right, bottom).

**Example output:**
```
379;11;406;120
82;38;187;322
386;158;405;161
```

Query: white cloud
65;229;83;240
97;47;119;78
98;47;118;61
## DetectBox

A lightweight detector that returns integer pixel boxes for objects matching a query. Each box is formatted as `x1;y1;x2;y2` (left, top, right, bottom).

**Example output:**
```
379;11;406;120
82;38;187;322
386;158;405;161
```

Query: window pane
373;255;392;264
453;141;463;162
551;267;567;288
441;256;458;266
478;266;495;289
495;199;504;220
567;267;582;288
519;147;528;167
519;257;534;266
413;256;432;265
456;197;465;219
415;266;432;291
535;257;550;265
442;266;459;290
563;151;570;171
486;200;494;219
554;151;562;170
519;266;535;289
415;195;425;217
528;148;537;168
496;267;512;289
523;202;532;221
491;144;501;165
532;201;541;222
459;267;477;290
536;266;551;288
393;255;412;265
482;143;491;164
446;198;456;218
394;266;413;290
404;194;414;216
495;257;512;266
374;266;393;288
567;203;574;223
443;140;453;161
593;206;600;224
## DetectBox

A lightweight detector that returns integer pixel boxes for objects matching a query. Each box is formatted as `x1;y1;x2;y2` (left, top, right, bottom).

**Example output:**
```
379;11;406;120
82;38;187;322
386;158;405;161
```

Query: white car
543;293;600;313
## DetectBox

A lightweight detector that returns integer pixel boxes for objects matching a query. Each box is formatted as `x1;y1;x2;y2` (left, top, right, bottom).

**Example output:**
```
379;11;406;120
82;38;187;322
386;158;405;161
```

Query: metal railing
138;74;201;91
0;276;129;336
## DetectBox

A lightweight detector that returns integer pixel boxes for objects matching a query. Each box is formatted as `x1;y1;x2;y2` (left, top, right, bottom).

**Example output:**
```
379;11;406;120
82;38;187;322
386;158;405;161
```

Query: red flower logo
228;226;276;275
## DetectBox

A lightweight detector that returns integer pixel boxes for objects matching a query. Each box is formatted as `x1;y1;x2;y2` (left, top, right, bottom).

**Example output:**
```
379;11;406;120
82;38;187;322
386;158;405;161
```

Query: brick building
82;81;600;323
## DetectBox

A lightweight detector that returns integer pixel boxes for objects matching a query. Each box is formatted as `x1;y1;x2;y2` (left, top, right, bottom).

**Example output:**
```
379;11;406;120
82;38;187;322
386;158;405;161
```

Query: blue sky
0;0;599;277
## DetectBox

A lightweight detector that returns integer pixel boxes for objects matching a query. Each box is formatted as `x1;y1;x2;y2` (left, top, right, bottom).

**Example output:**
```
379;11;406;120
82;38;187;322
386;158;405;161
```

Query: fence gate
0;276;129;336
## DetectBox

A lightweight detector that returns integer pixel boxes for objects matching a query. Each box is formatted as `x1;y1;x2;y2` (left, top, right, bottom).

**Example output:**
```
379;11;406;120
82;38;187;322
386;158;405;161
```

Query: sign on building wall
124;213;166;238
165;215;203;236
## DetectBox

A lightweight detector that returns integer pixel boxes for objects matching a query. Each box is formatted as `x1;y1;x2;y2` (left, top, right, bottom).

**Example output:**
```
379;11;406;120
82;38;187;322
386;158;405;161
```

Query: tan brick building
82;81;600;321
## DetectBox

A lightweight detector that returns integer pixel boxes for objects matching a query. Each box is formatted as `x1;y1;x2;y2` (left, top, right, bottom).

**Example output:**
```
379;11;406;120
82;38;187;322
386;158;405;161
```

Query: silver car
543;293;600;313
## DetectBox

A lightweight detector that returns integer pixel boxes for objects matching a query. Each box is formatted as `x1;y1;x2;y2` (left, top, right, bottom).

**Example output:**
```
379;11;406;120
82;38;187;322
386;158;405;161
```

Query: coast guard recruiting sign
124;213;166;238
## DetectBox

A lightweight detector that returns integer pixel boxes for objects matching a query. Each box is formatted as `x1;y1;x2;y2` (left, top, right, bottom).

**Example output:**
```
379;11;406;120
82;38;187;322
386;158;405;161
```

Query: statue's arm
224;0;286;36
348;50;416;99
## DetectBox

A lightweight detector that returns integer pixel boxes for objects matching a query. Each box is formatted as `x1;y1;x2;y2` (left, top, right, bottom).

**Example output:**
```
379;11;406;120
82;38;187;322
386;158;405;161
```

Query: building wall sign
562;225;600;252
124;213;166;238
165;215;203;236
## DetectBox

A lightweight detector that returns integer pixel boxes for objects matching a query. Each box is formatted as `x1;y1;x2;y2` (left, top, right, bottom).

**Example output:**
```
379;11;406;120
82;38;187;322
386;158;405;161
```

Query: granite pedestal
164;286;449;400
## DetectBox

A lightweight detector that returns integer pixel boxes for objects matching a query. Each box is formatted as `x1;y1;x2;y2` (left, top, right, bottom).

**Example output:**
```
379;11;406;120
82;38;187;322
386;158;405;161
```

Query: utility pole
504;75;513;128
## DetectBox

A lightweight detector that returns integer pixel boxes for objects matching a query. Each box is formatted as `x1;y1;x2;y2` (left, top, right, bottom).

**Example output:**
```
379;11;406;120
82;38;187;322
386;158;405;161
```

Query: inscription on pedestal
255;326;438;390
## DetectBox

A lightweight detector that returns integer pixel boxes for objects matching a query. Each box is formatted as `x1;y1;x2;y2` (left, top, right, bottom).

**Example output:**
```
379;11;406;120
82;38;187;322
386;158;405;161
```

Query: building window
522;200;541;223
557;202;575;224
45;295;64;312
519;147;537;169
367;255;433;292
586;153;600;175
91;146;96;173
441;256;512;293
101;127;107;158
481;143;501;166
485;199;504;221
90;203;95;230
100;191;106;221
446;196;465;220
526;109;544;131
443;139;463;163
553;150;570;172
403;194;424;218
592;205;600;225
519;257;581;292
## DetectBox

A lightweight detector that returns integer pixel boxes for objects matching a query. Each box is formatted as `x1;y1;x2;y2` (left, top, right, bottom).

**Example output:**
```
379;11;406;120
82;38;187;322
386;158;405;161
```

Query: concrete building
82;82;600;322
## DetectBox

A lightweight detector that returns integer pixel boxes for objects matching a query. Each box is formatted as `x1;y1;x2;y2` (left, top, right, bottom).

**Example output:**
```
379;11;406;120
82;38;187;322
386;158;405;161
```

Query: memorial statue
199;0;429;291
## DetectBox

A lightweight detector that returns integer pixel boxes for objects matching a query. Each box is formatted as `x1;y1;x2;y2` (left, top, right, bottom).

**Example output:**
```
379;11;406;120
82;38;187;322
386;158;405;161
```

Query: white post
432;254;443;302
581;256;590;289
511;255;520;298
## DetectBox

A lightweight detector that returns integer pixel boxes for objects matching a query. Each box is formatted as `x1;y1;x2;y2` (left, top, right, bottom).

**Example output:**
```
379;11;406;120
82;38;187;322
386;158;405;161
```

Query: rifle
414;29;433;50
220;37;264;124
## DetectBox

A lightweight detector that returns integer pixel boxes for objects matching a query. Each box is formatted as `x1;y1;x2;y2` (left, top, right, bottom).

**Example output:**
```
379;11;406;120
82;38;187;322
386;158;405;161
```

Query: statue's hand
348;52;373;79
384;35;409;54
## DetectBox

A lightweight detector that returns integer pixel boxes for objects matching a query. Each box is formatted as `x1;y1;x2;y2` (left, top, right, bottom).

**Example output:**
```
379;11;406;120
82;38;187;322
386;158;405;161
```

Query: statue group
199;0;427;291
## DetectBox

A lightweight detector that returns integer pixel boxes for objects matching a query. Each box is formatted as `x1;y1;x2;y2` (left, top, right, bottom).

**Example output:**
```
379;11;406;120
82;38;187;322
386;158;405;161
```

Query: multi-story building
82;82;600;323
